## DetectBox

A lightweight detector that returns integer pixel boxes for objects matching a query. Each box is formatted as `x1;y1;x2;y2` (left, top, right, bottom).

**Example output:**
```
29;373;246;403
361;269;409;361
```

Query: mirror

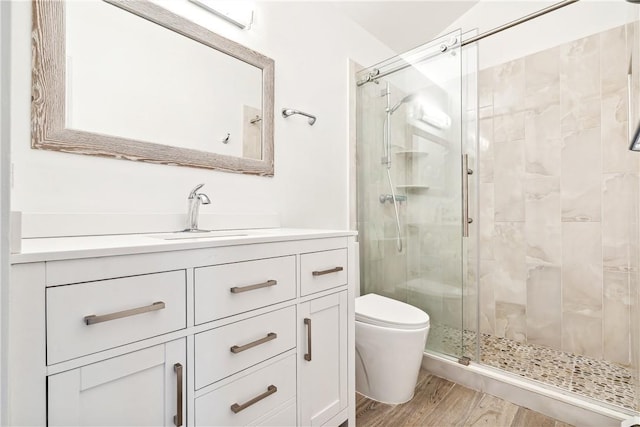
32;0;275;176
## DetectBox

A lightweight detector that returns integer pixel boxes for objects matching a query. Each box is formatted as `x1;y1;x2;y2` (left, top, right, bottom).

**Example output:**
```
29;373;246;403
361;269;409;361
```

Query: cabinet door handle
304;318;312;361
173;363;183;427
83;301;165;325
230;385;277;414
230;279;277;294
230;332;277;354
312;266;343;276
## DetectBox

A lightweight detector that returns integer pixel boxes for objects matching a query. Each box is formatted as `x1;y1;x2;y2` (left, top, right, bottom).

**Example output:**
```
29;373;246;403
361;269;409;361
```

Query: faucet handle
188;183;205;199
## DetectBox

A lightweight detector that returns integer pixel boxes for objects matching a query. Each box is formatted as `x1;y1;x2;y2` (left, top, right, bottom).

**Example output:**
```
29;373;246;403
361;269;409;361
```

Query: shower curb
422;352;635;427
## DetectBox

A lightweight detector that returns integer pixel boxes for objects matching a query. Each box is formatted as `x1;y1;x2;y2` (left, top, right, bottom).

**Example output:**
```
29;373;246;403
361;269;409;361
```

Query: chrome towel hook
282;108;316;126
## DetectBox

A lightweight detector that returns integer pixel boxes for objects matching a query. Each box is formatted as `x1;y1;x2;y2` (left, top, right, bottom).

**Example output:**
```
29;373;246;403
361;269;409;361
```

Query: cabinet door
48;339;186;427
299;291;348;426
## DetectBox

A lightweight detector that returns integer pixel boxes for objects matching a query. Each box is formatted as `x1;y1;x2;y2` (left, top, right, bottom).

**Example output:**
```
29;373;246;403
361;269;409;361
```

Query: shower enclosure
355;1;640;417
356;29;471;360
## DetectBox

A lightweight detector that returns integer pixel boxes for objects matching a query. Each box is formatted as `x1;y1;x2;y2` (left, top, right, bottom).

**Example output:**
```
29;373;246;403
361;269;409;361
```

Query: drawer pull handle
230;385;277;414
304;318;312;361
83;301;166;325
173;363;183;427
230;279;277;294
312;266;344;276
230;332;277;354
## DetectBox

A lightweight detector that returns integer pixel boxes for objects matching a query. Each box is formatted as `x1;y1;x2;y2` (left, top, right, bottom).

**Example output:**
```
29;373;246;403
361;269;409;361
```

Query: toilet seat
355;293;430;330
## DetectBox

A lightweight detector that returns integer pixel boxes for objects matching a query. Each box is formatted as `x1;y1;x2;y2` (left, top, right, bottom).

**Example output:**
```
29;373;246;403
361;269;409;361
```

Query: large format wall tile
525;177;561;226
561;127;602;222
495;301;526;342
493;222;526;305
479;260;497;335
560;34;600;103
603;173;638;272
603;270;631;365
562;222;603;316
602;88;637;174
526;264;561;349
525;222;561;266
479;118;494;183
562;311;603;359
560;34;601;135
524;106;561;176
561;95;601;134
600;25;628;95
630;270;640;376
525;46;560;90
494;139;525;221
493;59;525;116
494;112;525;143
479;68;493;108
479;183;495;261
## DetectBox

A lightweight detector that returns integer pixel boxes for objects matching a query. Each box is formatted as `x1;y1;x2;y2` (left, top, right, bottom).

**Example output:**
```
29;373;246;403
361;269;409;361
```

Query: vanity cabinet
7;230;357;427
299;291;348;427
48;339;186;427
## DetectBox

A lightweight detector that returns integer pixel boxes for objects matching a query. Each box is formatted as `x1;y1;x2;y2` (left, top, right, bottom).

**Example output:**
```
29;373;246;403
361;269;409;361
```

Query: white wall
442;0;631;69
10;1;393;233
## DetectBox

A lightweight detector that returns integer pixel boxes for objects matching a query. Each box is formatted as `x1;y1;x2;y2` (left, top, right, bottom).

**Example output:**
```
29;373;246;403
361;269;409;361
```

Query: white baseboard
422;352;635;427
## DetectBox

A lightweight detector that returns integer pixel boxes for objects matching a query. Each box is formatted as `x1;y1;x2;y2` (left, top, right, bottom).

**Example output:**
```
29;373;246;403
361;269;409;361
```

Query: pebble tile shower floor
428;324;638;411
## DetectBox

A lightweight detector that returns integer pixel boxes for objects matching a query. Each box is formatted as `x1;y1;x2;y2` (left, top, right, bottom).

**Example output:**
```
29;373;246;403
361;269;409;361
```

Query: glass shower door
356;30;469;361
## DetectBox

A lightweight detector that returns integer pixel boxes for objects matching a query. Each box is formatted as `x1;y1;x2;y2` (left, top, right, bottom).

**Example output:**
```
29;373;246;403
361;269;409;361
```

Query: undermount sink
148;230;249;240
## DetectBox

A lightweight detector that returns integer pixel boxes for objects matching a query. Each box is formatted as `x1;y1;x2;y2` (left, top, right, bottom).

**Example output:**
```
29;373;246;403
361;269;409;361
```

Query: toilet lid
355;293;430;330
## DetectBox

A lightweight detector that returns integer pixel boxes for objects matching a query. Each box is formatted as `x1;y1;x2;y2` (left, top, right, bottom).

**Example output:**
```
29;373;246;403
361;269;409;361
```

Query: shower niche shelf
394;150;429;157
396;184;429;191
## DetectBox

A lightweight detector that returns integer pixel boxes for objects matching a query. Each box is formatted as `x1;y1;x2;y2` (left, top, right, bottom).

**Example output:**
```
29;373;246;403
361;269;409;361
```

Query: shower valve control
379;194;407;204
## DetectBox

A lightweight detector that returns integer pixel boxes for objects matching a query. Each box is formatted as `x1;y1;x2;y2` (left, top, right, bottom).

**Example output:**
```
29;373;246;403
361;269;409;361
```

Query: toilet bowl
355;293;430;404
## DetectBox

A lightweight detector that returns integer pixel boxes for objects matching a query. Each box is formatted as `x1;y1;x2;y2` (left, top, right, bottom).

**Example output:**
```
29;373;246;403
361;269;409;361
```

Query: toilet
355;293;430;404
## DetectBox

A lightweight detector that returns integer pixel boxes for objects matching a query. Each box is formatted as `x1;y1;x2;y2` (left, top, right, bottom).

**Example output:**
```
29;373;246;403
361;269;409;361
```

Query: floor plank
355;370;574;427
462;393;520;426
417;383;483;426
395;374;456;426
510;407;557;427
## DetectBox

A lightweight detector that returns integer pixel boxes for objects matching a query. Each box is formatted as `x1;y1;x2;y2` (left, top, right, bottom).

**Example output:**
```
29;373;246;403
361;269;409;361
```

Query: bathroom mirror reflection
32;0;275;175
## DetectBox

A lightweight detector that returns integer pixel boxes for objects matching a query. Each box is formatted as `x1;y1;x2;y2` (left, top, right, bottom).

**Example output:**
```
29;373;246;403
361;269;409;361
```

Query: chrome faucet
184;183;211;232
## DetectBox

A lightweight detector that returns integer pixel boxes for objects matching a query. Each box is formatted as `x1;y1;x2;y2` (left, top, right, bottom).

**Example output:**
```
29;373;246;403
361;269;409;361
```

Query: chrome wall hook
222;133;230;144
282;108;316;126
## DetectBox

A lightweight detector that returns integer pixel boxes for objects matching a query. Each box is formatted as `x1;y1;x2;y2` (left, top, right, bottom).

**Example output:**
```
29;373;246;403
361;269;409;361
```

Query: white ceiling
332;1;479;53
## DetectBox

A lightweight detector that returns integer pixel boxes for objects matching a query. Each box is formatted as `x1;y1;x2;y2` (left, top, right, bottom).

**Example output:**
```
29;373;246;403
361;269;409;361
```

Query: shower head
388;93;419;115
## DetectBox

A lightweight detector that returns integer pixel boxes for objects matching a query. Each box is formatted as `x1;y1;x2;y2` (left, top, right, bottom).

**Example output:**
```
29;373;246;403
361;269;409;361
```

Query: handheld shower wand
382;83;403;252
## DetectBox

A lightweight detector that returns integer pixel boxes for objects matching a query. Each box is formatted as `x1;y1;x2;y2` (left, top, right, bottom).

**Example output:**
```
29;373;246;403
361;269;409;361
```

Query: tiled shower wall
477;24;640;366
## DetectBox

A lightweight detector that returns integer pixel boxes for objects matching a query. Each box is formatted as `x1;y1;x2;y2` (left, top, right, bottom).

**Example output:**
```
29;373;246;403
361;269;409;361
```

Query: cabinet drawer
194;256;296;324
195;354;296;427
46;270;186;365
195;305;296;389
300;248;348;296
249;399;296;427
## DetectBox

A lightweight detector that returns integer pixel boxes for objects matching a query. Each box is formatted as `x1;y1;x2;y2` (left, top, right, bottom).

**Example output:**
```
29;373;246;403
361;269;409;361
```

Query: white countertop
11;228;357;264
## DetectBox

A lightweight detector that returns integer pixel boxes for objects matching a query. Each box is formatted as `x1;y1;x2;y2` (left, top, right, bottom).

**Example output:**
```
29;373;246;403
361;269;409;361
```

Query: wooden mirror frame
32;0;275;176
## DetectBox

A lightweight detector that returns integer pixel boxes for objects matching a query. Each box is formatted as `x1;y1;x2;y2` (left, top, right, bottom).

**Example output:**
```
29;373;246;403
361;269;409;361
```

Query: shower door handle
462;154;473;237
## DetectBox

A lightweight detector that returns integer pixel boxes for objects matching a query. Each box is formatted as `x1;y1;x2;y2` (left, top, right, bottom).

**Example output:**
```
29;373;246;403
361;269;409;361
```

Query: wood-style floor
355;370;574;427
